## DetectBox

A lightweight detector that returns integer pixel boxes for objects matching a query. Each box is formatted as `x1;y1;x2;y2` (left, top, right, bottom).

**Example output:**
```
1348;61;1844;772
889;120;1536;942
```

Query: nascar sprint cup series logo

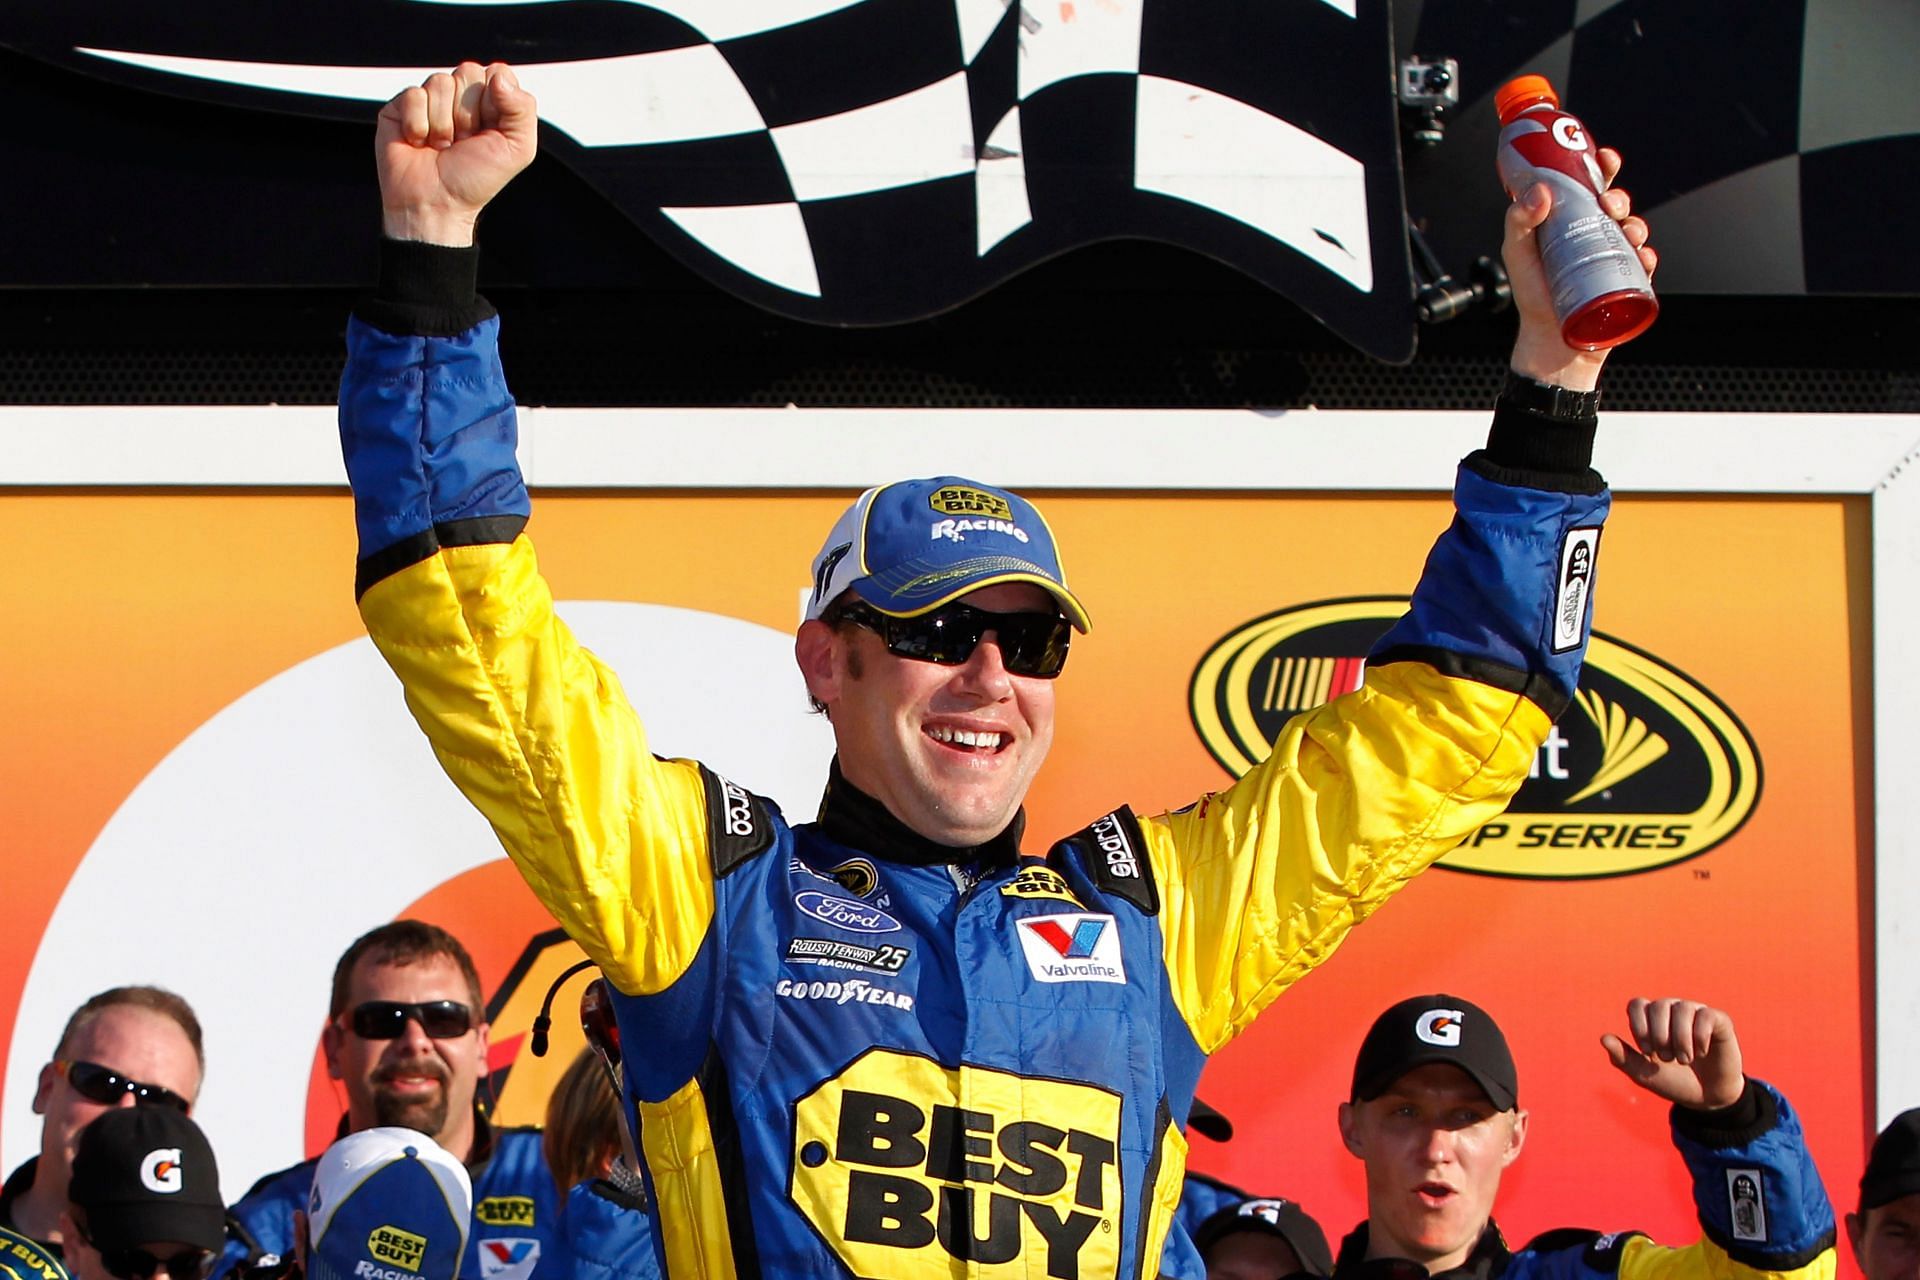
1189;598;1761;877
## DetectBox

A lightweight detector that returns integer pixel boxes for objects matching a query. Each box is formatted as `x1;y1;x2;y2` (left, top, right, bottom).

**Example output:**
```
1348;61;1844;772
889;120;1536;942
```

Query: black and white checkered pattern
5;0;1417;359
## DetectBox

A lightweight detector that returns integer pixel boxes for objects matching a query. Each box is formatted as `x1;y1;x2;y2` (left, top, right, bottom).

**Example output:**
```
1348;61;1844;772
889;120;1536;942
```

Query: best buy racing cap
805;477;1091;632
307;1128;471;1280
1351;994;1518;1112
68;1107;226;1254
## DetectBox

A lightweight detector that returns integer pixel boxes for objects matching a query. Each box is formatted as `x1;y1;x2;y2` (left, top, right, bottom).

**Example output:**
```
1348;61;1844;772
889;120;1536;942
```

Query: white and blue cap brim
308;1128;471;1280
804;476;1090;632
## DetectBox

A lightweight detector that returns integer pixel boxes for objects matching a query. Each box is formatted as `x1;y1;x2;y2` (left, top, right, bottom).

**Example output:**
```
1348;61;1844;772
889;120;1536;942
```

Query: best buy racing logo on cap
1189;599;1761;878
474;1197;536;1227
927;486;1014;521
367;1226;426;1272
790;1049;1123;1280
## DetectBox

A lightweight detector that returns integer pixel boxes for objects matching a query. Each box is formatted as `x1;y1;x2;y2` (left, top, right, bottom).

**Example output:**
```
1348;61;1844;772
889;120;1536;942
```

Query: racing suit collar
1333;1220;1511;1280
817;756;1025;869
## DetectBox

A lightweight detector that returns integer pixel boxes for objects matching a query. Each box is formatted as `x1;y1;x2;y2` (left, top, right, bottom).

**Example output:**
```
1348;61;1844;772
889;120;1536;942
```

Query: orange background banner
0;487;1871;1268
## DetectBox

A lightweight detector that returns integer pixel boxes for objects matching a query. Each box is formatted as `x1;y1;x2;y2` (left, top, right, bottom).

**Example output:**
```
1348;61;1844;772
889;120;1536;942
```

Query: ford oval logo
794;890;901;934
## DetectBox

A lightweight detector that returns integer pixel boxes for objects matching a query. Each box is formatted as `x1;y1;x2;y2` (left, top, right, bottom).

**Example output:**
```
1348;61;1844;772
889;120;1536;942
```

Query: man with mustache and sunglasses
2;988;204;1262
341;63;1649;1280
218;923;557;1280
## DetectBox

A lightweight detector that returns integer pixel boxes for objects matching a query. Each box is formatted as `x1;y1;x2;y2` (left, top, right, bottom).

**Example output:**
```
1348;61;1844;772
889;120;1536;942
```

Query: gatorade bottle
1495;75;1657;350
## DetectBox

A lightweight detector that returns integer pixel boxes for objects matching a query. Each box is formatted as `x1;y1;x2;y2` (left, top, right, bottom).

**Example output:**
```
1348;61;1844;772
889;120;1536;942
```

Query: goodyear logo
791;1049;1122;1280
475;1196;536;1227
368;1226;427;1272
1189;598;1761;878
928;486;1013;521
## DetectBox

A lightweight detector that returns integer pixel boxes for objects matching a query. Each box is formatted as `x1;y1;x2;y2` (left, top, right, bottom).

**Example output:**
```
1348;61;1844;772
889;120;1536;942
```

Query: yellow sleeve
1148;661;1549;1053
358;534;715;995
1619;1232;1836;1280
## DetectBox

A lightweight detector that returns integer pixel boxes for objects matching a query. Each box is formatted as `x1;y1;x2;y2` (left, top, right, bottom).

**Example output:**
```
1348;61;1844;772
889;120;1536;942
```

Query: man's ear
1338;1101;1365;1157
1502;1108;1530;1167
1846;1211;1867;1263
795;620;843;708
322;1020;345;1081
32;1062;55;1115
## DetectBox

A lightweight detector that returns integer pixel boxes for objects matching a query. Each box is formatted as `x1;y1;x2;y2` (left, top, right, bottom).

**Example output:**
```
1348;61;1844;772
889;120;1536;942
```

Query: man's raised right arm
342;63;716;997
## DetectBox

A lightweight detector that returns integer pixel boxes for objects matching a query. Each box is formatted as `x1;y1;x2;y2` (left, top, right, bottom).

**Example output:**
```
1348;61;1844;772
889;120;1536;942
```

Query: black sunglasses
827;599;1071;678
76;1224;215;1280
346;999;474;1040
54;1060;191;1113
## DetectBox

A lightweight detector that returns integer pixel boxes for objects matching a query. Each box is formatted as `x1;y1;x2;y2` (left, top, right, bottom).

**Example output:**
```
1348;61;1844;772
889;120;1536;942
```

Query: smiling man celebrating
342;61;1652;1280
1333;995;1834;1280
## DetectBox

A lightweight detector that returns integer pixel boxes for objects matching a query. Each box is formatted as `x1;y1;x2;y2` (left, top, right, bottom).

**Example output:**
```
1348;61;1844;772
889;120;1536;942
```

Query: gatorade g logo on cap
1415;1010;1464;1047
140;1149;184;1194
927;487;1013;521
790;1049;1124;1280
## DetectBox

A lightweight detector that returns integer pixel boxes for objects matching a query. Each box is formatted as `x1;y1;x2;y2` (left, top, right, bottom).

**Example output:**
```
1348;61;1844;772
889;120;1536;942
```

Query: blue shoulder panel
1371;466;1610;715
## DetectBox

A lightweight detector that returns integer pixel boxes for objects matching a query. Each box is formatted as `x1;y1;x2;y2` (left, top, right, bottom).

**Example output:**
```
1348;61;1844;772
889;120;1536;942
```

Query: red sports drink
1495;75;1657;350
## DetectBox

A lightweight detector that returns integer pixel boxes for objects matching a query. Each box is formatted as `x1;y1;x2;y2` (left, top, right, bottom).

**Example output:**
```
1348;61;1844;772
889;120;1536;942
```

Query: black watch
1499;371;1599;420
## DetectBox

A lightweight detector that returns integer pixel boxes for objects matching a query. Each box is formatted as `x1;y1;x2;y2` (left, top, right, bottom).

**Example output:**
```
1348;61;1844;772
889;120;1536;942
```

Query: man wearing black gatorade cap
62;1108;226;1280
1847;1108;1920;1280
1333;994;1836;1280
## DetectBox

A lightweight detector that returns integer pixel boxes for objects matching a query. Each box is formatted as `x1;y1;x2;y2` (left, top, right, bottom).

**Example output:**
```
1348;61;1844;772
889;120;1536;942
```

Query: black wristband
354;238;497;338
1499;370;1600;420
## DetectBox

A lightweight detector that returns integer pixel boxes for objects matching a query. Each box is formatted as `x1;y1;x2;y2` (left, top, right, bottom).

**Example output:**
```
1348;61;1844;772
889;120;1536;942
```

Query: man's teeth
926;726;1006;750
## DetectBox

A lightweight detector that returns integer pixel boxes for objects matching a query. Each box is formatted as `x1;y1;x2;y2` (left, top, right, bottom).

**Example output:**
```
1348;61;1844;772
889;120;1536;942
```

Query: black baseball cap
1350;994;1518;1112
1192;1195;1333;1276
69;1108;226;1253
1861;1108;1920;1211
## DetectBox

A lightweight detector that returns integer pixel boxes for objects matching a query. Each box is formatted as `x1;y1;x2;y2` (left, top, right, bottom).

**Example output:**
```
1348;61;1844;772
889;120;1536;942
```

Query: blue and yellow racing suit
340;242;1611;1280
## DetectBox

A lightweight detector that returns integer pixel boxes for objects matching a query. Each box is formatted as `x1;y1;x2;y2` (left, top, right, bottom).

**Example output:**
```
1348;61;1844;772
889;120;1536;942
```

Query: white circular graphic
4;603;834;1200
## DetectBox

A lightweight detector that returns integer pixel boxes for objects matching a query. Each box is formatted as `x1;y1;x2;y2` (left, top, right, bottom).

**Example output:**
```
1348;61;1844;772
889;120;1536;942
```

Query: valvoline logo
477;1239;541;1280
1189;598;1762;878
1025;917;1108;960
1016;914;1126;984
795;890;902;934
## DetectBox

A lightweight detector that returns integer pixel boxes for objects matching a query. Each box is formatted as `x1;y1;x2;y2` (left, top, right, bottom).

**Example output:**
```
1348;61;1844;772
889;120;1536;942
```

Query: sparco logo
1088;813;1139;879
795;890;902;934
1189;599;1761;878
719;775;755;838
790;1049;1124;1280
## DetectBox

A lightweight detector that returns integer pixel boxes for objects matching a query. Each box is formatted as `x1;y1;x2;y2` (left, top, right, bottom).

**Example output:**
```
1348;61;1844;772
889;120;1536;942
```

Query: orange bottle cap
1496;75;1560;123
